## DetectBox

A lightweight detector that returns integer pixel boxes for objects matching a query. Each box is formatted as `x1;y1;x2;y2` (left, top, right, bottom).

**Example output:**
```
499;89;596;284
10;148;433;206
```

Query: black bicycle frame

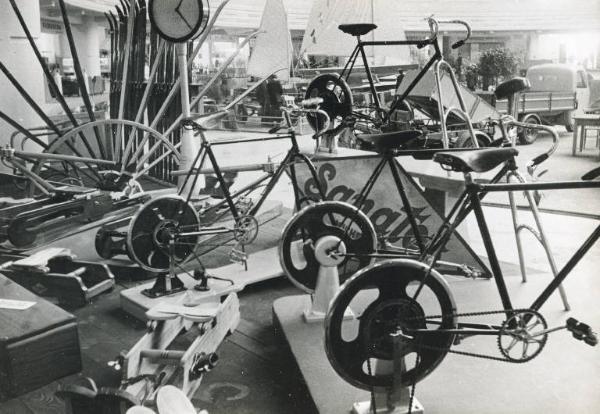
458;176;600;313
340;36;442;116
177;129;326;226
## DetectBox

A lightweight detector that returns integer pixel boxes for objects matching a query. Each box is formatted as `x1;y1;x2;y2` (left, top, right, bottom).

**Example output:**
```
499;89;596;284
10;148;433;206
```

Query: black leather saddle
495;77;530;100
433;148;519;173
338;23;378;37
357;130;421;153
183;110;229;131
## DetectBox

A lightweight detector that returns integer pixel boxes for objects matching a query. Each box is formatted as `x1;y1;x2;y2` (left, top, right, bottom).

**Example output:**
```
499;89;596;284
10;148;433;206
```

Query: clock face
149;0;208;43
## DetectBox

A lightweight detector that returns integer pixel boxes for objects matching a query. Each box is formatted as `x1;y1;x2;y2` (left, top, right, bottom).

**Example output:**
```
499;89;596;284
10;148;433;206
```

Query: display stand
303;235;352;322
121;247;283;321
351;332;423;414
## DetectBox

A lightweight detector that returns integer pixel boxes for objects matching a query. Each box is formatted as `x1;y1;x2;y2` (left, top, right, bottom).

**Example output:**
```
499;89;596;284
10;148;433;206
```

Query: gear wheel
498;309;548;363
233;215;259;245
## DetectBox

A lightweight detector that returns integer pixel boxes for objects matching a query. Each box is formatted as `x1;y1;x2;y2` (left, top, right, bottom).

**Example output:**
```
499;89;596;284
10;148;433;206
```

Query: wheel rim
279;201;376;293
325;259;457;389
126;195;199;272
29;119;181;196
519;117;539;143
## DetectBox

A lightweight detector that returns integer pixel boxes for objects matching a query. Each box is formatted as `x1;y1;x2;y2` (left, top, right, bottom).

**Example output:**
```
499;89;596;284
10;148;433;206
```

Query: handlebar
268;103;331;134
423;16;471;49
497;115;559;173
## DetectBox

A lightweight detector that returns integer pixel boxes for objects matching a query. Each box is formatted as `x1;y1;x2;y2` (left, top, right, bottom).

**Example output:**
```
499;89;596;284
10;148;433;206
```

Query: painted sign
294;154;489;274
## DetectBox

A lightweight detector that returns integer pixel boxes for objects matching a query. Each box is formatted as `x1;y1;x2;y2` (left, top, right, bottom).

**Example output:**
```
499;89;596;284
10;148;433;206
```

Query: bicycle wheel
29;119;181;196
325;259;457;389
126;195;200;272
279;201;376;293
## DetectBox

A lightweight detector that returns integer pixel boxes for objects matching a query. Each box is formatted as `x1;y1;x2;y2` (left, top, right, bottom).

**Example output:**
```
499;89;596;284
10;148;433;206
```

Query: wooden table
571;114;600;158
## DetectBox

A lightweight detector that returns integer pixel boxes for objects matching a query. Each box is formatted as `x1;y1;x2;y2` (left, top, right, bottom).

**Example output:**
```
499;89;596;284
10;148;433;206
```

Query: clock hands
175;0;194;30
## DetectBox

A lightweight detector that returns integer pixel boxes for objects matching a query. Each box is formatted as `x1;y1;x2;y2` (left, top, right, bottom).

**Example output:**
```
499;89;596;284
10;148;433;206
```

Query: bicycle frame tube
466;179;515;311
390;160;427;252
462;176;600;313
341;38;441;117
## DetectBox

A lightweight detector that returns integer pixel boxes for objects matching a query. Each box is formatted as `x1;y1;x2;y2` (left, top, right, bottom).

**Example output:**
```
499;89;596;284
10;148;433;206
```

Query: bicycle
96;102;331;274
279;76;560;295
320;139;600;398
304;16;488;150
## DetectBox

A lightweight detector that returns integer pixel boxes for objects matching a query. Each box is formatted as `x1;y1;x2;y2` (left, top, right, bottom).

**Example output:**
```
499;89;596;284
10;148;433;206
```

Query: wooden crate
0;274;81;400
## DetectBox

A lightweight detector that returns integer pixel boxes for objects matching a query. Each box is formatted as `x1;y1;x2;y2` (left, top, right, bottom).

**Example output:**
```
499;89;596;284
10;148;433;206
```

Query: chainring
233;215;259;245
498;309;548;363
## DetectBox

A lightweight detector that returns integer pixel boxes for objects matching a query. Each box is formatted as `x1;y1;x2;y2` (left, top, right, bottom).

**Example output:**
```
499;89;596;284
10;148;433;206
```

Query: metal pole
114;2;137;161
177;42;199;193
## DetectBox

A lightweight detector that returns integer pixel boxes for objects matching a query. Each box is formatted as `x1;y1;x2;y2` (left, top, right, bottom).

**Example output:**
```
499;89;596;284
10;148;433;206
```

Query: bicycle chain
401;307;540;363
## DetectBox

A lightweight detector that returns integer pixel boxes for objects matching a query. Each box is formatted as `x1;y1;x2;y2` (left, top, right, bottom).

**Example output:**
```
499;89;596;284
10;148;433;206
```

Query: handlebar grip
529;153;549;167
582;166;600;181
300;97;323;107
452;40;465;49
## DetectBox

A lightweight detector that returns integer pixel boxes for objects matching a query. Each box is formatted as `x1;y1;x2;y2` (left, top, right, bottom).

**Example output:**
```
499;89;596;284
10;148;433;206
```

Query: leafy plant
478;48;520;90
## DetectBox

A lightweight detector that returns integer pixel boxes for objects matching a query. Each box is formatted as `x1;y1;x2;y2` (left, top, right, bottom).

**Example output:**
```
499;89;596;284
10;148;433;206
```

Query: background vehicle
495;64;599;143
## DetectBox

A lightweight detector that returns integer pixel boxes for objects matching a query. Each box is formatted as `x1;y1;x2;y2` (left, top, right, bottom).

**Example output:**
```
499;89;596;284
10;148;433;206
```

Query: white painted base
352;397;423;414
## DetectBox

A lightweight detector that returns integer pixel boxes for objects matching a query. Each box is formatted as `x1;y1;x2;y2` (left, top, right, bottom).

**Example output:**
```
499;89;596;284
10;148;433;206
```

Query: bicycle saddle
433;148;518;173
495;77;530;100
357;130;421;153
183;110;229;131
338;23;377;37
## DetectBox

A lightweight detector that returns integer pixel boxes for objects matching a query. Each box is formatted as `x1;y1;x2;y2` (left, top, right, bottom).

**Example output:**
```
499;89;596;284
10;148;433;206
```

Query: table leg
572;121;578;155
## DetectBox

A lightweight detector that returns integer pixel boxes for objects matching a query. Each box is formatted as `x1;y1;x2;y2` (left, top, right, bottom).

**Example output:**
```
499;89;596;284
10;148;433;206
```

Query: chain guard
305;73;353;133
279;201;377;293
127;195;200;272
325;259;457;390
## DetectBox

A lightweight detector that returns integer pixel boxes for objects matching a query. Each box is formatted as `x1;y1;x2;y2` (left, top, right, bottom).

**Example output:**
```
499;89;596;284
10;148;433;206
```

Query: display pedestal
121;247;283;321
273;294;371;413
302;235;353;323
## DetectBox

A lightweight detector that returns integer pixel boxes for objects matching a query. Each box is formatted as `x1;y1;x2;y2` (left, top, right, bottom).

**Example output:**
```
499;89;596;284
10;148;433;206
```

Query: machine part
127;195;200;272
189;352;219;380
6;192;111;248
279;201;376;293
1;249;115;307
454;130;492;148
498;310;548;362
95;227;130;260
325;259;457;390
517;114;541;145
233;215;259;245
141;272;186;298
566;318;598;346
120;292;240;403
304;73;353;133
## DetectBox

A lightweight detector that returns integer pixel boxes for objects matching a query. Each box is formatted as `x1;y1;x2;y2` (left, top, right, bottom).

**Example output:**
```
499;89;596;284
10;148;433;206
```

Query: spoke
505;336;520;353
521;341;529;359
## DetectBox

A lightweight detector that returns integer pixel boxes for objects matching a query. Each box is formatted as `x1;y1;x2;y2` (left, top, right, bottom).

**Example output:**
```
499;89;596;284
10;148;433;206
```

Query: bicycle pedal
566;318;598;346
229;248;248;264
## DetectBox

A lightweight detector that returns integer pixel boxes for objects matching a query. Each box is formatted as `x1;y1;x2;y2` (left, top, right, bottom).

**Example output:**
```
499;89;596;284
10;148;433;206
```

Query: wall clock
149;0;209;43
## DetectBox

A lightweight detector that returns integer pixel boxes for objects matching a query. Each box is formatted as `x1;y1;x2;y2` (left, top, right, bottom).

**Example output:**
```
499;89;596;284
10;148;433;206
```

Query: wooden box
0;274;81;400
